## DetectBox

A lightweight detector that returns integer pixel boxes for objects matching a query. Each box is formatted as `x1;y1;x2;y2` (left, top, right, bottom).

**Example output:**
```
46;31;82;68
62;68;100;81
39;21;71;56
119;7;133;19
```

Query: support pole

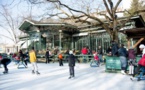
127;38;131;50
133;38;144;48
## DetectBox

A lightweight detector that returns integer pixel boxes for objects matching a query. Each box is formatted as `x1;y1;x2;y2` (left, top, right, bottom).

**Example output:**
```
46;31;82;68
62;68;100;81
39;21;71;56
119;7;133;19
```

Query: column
71;36;74;49
59;30;62;51
38;31;41;50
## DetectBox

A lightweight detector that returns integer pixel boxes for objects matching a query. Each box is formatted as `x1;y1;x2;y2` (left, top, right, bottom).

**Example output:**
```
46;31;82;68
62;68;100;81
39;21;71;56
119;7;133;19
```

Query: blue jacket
118;47;127;57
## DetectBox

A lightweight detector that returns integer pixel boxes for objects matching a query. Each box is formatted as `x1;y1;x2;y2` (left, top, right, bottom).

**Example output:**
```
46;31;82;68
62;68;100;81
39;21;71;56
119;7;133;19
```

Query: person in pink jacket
90;51;99;67
81;46;88;62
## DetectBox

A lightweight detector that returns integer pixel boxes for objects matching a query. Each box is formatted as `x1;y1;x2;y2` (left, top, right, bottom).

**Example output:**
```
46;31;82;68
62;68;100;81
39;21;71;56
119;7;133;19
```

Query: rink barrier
37;54;94;63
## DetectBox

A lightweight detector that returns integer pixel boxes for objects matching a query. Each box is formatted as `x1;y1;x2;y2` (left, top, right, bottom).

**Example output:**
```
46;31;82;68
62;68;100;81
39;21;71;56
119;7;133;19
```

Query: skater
128;47;136;75
131;44;145;79
45;49;50;64
0;53;2;68
29;47;40;75
81;46;88;62
97;46;103;64
0;55;11;74
19;50;27;67
68;51;76;79
58;52;63;66
90;51;99;67
118;44;128;75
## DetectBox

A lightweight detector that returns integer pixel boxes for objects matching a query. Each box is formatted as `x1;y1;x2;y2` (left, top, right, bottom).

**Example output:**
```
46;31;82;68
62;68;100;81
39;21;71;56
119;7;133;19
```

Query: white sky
0;0;132;45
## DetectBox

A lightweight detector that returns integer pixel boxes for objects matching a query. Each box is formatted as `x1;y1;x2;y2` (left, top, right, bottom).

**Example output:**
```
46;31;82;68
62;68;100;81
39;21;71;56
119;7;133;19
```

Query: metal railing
37;54;94;63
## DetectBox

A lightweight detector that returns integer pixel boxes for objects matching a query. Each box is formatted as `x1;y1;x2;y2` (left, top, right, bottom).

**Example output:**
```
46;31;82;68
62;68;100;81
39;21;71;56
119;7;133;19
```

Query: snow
0;62;145;90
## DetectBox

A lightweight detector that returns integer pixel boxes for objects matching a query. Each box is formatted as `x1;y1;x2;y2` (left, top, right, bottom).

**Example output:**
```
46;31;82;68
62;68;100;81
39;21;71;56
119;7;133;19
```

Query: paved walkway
0;62;145;90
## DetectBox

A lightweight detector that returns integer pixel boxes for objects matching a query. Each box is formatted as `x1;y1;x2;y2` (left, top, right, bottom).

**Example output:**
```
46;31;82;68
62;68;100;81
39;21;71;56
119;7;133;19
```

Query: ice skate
3;71;8;74
121;70;126;75
36;71;40;75
68;76;72;79
32;70;35;74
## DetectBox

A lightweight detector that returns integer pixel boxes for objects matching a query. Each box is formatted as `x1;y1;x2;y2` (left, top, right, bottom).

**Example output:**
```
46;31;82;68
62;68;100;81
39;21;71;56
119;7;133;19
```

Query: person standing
58;52;63;66
97;46;103;64
45;49;50;64
68;51;76;79
128;47;136;75
29;47;40;75
112;41;119;56
118;44;128;75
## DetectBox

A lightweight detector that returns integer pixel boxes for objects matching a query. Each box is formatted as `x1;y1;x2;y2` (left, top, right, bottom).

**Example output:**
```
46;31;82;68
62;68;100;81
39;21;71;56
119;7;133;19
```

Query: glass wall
73;32;127;54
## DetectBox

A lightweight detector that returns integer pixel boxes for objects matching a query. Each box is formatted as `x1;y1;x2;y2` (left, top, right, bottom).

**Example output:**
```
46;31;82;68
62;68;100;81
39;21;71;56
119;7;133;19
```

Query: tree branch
114;0;122;12
103;0;113;19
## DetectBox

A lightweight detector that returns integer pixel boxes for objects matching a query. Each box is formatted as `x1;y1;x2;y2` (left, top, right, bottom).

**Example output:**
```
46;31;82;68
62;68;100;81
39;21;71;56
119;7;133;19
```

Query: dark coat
112;42;118;55
118;47;128;57
98;48;103;55
45;51;49;58
68;54;76;67
1;58;11;65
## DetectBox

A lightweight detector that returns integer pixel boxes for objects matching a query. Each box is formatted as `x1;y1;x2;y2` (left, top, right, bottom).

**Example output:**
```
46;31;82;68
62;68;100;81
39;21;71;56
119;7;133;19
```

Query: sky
0;0;132;46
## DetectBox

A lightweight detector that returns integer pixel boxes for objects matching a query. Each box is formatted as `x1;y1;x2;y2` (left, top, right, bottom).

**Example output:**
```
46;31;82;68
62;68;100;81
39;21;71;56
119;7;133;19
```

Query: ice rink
0;62;145;90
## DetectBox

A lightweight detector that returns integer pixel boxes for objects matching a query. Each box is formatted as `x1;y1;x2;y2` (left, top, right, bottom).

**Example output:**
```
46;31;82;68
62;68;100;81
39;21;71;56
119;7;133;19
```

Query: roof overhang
19;19;78;34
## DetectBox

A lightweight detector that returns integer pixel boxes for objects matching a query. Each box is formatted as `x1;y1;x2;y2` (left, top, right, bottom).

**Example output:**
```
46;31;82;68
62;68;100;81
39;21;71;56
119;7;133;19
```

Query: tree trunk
110;30;119;43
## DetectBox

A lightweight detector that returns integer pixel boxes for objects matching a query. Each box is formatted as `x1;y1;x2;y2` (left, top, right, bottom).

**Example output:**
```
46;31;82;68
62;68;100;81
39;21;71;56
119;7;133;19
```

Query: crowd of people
0;41;145;80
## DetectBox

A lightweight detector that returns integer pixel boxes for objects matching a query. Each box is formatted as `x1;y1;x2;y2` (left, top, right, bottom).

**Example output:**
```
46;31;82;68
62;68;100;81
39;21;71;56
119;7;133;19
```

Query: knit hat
139;44;145;48
69;51;73;54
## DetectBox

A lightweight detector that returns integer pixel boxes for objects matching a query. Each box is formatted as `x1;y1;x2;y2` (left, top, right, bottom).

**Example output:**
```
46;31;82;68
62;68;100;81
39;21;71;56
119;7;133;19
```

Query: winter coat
29;50;37;63
94;54;99;61
81;48;88;55
128;49;136;59
112;42;118;55
68;54;76;67
98;48;103;55
138;54;145;66
45;51;49;58
1;57;11;65
118;47;127;57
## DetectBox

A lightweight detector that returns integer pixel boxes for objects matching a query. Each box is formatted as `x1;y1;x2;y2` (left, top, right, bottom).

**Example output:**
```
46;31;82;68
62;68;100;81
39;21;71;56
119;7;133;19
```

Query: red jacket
81;48;88;55
94;55;99;61
138;55;145;66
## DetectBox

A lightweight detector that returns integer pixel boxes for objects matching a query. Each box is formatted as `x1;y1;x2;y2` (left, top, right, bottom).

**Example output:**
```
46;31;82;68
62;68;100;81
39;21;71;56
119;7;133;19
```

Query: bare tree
0;5;23;49
28;0;145;43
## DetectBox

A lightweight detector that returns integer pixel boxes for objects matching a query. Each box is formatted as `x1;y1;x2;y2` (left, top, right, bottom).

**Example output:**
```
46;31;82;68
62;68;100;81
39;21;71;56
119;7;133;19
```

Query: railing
37;54;94;63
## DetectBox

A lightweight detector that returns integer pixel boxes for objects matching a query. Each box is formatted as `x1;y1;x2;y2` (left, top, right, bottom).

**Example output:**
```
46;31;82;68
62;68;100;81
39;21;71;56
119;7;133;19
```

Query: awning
21;40;31;49
16;40;31;49
16;41;25;46
73;32;88;37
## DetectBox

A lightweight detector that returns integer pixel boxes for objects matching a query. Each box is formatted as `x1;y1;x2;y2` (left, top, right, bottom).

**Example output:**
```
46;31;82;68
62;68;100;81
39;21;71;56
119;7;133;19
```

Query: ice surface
0;62;145;90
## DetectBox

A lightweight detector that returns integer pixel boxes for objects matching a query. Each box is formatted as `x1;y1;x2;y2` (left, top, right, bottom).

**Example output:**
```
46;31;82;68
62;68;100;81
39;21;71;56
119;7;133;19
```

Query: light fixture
59;30;62;33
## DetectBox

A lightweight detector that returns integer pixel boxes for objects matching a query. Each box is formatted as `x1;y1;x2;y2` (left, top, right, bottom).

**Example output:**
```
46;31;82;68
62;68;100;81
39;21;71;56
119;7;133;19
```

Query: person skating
58;52;63;66
45;49;50;64
0;55;11;74
19;50;27;67
68;51;76;79
29;47;40;75
130;44;145;80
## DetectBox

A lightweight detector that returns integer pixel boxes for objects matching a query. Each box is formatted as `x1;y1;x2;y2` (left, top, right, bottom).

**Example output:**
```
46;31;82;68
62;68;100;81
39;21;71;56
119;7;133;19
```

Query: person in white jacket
139;44;145;56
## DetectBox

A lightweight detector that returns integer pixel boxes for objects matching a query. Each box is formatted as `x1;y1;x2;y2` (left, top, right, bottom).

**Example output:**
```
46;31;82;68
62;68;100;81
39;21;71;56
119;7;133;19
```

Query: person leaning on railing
81;46;88;62
118;44;128;75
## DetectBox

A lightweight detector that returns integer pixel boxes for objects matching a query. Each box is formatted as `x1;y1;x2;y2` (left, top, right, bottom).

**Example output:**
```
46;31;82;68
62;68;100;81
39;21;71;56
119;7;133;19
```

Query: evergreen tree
125;0;145;20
